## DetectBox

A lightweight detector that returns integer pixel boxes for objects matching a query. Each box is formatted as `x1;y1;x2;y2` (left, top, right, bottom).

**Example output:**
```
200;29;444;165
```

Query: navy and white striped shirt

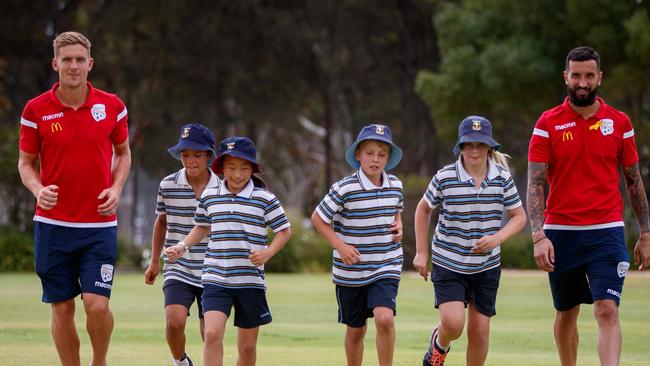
195;179;290;290
316;170;404;287
156;168;221;287
424;157;522;274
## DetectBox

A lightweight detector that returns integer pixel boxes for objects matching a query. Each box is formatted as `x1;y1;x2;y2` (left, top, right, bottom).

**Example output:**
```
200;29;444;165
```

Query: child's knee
373;310;395;331
204;327;224;345
440;317;465;339
346;326;366;343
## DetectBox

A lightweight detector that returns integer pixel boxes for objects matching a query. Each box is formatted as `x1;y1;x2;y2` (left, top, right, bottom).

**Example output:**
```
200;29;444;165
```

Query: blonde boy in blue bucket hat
312;124;405;366
414;116;526;366
145;123;221;366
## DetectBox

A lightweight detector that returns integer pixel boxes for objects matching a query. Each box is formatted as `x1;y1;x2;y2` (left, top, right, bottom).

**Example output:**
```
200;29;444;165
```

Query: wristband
533;236;547;245
178;241;189;252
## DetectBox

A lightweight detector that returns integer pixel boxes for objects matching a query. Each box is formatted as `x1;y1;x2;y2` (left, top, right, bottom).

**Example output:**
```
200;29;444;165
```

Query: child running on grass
166;136;291;366
311;124;404;366
413;116;526;366
145;123;220;366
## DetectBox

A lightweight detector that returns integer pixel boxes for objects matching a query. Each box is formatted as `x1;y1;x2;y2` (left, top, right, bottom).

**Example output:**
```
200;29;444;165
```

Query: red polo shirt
19;82;129;227
528;97;638;229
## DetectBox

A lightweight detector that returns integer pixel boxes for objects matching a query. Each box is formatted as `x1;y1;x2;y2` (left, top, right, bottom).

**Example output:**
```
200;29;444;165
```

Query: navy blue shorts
431;264;501;317
34;222;117;303
546;227;630;311
201;284;272;328
163;279;204;319
335;278;399;328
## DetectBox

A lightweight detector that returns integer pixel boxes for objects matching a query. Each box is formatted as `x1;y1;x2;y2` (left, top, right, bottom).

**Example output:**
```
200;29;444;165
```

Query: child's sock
435;336;450;353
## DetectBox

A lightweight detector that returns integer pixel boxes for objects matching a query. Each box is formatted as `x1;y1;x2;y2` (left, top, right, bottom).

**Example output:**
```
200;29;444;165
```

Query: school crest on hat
91;104;106;122
182;127;191;138
472;120;482;131
227;142;235;150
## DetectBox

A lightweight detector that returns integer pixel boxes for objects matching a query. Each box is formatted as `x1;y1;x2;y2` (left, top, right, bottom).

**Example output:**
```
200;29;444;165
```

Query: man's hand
390;220;403;243
250;249;275;266
412;253;429;280
144;263;159;285
97;186;122;216
634;233;650;270
472;233;502;253
37;185;59;210
336;242;361;265
533;238;555;272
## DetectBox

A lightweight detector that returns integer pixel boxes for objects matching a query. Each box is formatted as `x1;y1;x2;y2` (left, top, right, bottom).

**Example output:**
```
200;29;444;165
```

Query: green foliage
0;227;33;272
500;232;536;269
116;234;143;270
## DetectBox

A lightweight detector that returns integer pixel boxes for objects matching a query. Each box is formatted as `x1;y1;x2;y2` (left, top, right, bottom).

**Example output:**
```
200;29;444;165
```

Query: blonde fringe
489;150;511;171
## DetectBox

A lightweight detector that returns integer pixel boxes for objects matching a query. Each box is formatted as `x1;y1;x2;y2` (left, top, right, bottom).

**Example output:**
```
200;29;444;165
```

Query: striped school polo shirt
424;157;521;274
316;169;404;287
156;168;221;287
194;179;290;289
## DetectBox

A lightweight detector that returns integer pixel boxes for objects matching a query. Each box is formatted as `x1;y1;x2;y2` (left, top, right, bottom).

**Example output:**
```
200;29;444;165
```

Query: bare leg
203;311;228;366
345;325;367;366
466;302;490;366
166;304;189;360
236;326;260;366
82;293;113;366
51;299;81;366
373;307;395;366
594;300;621;366
555;305;580;366
436;301;466;347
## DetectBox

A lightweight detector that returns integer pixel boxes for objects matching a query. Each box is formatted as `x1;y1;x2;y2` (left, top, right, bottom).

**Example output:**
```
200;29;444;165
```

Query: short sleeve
423;176;443;209
264;194;290;232
19;102;41;154
109;97;129;145
193;191;211;226
528;116;550;163
315;183;345;224
155;184;166;215
619;115;639;167
502;174;522;211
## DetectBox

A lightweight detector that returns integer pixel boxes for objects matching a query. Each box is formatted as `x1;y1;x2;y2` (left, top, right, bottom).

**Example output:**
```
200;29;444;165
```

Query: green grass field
0;271;648;365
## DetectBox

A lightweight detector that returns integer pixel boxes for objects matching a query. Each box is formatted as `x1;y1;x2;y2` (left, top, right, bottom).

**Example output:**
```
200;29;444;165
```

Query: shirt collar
456;156;499;183
562;96;608;120
49;81;96;109
218;178;254;198
357;169;391;190
175;168;221;189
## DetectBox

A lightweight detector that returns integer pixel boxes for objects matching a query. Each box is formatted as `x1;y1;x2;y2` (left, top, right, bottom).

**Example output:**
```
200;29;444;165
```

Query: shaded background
1;0;649;271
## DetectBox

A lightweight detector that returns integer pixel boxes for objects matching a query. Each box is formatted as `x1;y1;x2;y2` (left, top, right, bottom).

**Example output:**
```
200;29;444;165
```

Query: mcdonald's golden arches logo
562;131;573;141
51;122;63;133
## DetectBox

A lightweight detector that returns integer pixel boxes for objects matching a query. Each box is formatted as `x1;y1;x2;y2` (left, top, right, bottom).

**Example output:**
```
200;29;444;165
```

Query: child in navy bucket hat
312;123;405;366
145;123;221;366
166;136;291;366
414;115;526;366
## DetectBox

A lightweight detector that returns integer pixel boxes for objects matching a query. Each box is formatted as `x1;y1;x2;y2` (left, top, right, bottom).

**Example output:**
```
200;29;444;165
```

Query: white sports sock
435;336;450;353
172;357;189;366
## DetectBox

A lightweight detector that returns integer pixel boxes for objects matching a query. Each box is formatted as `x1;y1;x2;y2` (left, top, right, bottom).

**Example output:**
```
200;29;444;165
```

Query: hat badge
472;120;482;131
226;142;235;150
182;127;191;138
375;125;385;135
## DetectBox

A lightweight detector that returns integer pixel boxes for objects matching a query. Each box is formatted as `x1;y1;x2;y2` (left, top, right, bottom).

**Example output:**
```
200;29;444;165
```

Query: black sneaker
422;327;449;366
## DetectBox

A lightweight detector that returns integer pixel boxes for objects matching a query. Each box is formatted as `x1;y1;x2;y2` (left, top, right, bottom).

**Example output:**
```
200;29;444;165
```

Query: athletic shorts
201;284;272;328
34;222;117;303
335;278;399;328
546;227;630;311
431;264;501;317
163;279;204;319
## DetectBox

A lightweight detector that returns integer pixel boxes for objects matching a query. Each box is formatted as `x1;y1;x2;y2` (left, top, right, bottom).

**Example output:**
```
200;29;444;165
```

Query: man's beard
567;85;598;107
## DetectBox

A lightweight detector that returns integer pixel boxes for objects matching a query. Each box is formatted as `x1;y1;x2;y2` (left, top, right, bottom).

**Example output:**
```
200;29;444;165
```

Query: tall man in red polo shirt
17;31;131;366
527;46;650;366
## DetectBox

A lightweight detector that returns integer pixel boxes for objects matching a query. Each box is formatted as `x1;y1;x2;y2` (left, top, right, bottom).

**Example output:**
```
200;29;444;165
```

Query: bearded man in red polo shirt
527;46;650;366
18;31;131;366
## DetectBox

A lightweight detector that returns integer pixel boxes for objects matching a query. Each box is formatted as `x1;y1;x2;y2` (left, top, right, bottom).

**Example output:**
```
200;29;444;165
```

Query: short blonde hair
53;31;91;57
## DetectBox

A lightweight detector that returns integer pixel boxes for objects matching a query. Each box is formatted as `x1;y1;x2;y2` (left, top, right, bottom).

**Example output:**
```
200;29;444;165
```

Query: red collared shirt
528;97;638;229
19;82;129;227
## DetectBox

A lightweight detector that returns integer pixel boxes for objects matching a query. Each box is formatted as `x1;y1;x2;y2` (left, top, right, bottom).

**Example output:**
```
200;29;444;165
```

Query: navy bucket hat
453;116;501;154
211;136;261;174
167;123;217;162
345;124;403;171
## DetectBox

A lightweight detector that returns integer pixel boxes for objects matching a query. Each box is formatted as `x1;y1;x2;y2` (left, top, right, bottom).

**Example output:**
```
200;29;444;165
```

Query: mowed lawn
0;271;648;365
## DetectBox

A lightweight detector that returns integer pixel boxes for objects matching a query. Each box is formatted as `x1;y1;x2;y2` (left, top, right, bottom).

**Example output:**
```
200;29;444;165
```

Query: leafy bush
0;227;34;271
500;232;536;269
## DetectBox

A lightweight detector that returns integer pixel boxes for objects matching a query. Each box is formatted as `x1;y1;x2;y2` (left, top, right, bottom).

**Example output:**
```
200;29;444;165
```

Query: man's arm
622;164;650;270
97;140;132;216
527;161;555;272
18;150;58;210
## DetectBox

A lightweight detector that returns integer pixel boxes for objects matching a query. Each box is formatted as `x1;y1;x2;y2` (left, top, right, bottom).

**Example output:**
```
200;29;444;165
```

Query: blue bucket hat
167;123;217;162
211;136;261;174
345;124;403;171
453;116;500;154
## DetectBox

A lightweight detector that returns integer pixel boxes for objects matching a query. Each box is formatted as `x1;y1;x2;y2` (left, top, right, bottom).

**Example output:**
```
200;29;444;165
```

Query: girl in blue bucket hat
144;123;221;366
166;136;292;366
312;123;405;366
414;116;526;366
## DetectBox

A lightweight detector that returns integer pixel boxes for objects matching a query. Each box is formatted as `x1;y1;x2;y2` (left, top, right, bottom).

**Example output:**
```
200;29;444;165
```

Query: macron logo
555;122;576;131
94;281;112;289
606;289;621;298
42;112;64;121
